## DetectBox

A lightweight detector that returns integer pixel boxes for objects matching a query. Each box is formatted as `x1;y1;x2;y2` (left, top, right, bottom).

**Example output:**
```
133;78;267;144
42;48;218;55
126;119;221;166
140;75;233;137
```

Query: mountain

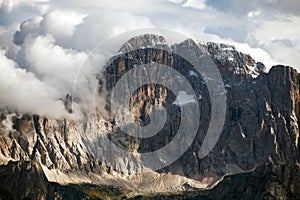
0;34;299;199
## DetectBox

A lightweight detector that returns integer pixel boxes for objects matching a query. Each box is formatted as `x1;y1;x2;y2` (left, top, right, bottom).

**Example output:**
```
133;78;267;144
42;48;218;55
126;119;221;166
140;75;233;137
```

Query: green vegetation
67;183;131;200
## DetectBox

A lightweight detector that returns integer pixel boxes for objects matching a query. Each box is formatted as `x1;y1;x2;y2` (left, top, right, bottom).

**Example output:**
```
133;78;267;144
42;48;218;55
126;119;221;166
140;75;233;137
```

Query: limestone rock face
100;35;300;182
0;34;299;198
0;113;103;172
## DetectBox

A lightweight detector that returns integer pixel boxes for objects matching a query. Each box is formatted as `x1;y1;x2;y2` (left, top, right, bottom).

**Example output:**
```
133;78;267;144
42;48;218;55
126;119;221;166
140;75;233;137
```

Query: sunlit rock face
0;35;299;198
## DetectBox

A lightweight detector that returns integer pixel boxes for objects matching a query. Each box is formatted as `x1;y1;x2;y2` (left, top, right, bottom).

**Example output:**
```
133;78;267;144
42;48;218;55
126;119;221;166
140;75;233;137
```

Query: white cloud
68;11;155;51
13;16;43;45
250;15;300;68
254;15;300;42
0;49;68;118
168;0;185;3
0;0;49;14
183;0;206;10
0;0;49;13
41;10;86;38
24;34;87;88
0;23;20;59
230;41;278;69
13;10;85;46
247;10;261;18
0;0;299;117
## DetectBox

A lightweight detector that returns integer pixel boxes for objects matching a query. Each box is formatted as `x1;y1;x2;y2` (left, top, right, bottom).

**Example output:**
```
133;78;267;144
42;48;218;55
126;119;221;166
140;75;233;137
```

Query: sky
0;0;299;117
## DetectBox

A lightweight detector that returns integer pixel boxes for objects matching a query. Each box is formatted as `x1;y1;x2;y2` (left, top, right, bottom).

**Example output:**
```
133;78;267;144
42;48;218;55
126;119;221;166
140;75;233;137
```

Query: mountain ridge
0;34;299;199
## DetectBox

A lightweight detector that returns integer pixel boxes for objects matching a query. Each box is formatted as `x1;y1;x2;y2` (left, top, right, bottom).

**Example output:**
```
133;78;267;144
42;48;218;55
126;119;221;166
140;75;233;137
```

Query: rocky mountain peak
0;35;300;198
119;34;168;52
119;34;264;79
201;42;265;78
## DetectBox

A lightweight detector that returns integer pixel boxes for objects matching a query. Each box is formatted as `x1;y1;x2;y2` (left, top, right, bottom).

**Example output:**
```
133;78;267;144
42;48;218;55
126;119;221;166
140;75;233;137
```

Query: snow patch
173;91;196;105
241;132;246;138
189;70;198;77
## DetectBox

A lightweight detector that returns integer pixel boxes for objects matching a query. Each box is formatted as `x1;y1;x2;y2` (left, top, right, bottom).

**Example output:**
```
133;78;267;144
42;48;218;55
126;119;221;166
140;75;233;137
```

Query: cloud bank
0;0;299;117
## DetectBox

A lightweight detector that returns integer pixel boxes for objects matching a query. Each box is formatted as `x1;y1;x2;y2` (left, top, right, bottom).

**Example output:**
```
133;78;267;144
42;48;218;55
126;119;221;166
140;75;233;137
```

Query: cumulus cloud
23;34;87;90
0;0;299;117
13;16;43;45
0;23;20;59
0;49;68;117
0;0;49;26
249;14;300;67
68;11;155;51
0;9;93;118
14;10;85;45
41;10;85;39
0;0;49;13
1;6;158;118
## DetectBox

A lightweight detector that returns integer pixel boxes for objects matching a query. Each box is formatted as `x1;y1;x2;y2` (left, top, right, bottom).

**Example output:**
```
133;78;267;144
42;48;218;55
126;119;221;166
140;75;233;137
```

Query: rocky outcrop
0;112;105;173
99;35;300;183
0;34;299;198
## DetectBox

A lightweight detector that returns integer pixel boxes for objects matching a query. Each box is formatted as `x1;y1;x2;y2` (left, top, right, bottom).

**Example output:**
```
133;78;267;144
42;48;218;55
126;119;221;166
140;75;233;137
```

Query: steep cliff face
0;34;299;198
99;35;300;182
0;113;103;172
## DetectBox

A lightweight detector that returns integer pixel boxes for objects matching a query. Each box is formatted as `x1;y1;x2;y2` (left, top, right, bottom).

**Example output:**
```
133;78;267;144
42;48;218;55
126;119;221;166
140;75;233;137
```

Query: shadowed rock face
0;161;130;199
0;161;49;199
0;35;299;199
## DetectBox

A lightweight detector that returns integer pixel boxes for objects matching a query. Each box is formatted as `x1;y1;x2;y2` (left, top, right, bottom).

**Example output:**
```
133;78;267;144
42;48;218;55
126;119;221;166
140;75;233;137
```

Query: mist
0;0;299;118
